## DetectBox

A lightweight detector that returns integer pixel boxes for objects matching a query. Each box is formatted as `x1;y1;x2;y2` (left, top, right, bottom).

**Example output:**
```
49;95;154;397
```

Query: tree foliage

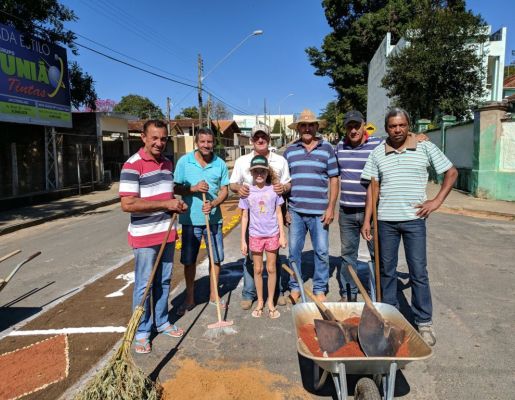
0;0;98;109
69;62;97;110
306;0;421;112
382;0;487;121
174;106;202;119
114;94;164;119
272;119;281;133
319;100;344;137
212;102;231;120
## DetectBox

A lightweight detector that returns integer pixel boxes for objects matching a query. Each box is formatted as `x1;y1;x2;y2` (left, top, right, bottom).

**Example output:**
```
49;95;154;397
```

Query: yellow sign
365;123;376;135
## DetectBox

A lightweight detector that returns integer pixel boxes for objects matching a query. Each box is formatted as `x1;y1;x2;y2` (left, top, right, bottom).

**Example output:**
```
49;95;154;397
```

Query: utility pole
198;54;204;131
207;94;212;130
166;96;171;134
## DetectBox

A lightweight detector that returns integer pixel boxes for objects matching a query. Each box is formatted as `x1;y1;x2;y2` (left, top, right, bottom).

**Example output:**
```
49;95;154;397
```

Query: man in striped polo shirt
361;108;458;346
336;110;382;302
284;109;339;302
119;120;188;354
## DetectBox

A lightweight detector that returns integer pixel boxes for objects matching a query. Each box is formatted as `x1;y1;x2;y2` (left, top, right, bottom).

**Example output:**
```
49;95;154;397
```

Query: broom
201;193;236;338
74;213;178;400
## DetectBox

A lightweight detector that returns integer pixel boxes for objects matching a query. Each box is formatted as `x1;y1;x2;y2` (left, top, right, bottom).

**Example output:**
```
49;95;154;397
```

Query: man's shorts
249;234;280;253
181;224;224;265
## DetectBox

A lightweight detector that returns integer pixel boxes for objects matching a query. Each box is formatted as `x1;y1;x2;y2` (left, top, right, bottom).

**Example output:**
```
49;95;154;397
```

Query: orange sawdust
0;334;69;400
162;358;311;400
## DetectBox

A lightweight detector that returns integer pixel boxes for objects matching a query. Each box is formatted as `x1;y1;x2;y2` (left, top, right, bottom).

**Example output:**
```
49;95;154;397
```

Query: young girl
239;155;287;319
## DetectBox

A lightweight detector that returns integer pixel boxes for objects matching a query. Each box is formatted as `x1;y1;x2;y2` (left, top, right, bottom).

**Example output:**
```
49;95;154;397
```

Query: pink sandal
161;324;184;338
134;338;151;354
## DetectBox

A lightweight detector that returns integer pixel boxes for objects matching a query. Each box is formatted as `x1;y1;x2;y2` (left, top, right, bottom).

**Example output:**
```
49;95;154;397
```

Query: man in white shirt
229;123;291;309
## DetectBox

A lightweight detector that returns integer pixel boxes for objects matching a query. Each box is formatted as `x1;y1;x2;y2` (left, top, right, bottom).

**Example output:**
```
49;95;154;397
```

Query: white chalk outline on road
8;326;127;336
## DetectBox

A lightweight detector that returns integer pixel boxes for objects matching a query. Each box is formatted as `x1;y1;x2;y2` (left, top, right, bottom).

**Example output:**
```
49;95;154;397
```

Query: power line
0;9;253;116
75;33;197;85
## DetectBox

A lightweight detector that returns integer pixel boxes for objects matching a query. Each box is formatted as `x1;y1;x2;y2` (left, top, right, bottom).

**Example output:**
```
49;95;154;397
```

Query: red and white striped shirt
119;148;177;248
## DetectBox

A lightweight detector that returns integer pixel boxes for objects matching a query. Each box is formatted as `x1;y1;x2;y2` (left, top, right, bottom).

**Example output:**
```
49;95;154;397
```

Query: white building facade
367;26;507;134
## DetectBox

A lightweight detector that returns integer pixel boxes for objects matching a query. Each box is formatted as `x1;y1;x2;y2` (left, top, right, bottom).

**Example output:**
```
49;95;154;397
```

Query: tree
175;106;200;119
114;94;164;119
382;1;487;122
306;0;421;112
272;119;281;134
69;62;97;111
319;100;344;138
1;0;98;109
212;102;231;120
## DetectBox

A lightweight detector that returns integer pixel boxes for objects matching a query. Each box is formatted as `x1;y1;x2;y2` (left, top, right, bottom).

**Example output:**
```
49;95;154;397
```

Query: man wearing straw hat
120;119;188;354
284;109;339;303
173;127;229;316
230;123;291;310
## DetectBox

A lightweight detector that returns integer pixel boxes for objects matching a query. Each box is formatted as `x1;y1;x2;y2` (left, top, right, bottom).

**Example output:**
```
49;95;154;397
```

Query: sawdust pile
162;358;310;400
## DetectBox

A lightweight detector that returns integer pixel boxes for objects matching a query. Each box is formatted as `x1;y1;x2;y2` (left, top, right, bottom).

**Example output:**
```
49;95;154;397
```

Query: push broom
74;213;177;400
202;193;236;338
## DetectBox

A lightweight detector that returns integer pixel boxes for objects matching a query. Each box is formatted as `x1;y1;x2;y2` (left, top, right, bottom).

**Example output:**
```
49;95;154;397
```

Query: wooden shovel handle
202;192;223;323
371;177;382;301
138;213;177;309
281;264;338;321
0;250;21;264
347;264;374;309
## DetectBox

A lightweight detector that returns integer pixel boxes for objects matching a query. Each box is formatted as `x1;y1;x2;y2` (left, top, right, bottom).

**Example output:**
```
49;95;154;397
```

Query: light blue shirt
174;151;229;226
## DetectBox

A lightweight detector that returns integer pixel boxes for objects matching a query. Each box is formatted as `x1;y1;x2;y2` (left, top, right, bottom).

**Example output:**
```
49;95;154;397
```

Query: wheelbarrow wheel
355;377;381;400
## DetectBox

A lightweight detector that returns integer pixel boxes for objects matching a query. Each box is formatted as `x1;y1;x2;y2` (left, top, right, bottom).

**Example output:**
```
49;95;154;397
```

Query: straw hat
288;109;327;130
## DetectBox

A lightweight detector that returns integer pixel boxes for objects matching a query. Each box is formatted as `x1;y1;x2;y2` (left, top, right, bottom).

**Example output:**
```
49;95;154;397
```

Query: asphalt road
0;203;131;334
2;204;514;399
133;211;515;399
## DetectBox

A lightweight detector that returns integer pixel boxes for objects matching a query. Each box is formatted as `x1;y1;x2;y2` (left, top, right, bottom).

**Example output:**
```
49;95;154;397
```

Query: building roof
504;74;515;89
211;120;241;133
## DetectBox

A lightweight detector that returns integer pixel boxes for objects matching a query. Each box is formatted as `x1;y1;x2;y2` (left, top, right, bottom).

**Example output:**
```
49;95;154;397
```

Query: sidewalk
0;183;121;236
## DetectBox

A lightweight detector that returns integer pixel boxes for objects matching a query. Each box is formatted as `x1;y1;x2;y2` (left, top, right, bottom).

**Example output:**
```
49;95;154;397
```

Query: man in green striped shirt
361;108;458;346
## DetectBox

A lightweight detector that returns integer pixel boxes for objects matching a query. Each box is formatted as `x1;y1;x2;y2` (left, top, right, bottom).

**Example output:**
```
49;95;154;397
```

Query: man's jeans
133;243;175;340
378;219;432;325
339;207;374;298
288;210;329;295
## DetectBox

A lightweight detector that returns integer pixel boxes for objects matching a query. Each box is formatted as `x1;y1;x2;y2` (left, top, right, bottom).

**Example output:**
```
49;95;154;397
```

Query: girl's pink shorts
249;234;280;253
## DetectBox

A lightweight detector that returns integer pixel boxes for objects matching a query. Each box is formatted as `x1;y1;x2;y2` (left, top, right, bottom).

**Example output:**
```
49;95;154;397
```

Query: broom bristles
74;306;162;400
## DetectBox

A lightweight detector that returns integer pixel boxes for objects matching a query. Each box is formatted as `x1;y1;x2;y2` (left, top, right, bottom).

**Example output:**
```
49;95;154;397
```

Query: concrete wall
499;120;515;170
472;103;515;200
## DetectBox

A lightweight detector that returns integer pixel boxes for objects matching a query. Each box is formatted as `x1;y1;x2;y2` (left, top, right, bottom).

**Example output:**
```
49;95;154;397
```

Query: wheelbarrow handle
0;250;21;264
281;263;338;322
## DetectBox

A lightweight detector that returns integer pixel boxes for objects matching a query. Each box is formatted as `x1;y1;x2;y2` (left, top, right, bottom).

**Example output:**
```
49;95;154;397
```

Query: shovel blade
358;303;399;357
314;319;347;354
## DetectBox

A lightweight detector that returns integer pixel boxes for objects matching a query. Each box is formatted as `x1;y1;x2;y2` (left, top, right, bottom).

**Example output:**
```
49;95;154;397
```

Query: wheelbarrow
287;261;433;400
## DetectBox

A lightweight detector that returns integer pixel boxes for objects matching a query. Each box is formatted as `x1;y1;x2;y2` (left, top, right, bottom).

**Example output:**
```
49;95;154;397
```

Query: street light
278;93;294;146
198;30;263;127
202;30;263;82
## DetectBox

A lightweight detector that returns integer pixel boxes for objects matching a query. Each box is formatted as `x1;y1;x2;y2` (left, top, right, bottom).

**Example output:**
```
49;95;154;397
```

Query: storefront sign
0;22;72;127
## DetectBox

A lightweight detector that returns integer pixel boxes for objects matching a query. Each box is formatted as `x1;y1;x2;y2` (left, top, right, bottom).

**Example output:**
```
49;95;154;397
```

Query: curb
0;198;120;236
438;205;515;220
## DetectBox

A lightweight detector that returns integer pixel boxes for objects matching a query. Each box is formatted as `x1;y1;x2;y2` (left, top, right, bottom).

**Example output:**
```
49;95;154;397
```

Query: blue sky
60;0;513;117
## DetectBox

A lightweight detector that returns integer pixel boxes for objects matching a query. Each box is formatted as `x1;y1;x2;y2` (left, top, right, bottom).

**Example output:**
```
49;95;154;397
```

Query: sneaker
418;325;436;347
277;295;287;306
240;299;253;310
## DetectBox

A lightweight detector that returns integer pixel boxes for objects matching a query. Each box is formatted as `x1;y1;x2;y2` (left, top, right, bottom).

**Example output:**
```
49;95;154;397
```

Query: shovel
0;251;41;292
282;264;357;353
347;265;404;357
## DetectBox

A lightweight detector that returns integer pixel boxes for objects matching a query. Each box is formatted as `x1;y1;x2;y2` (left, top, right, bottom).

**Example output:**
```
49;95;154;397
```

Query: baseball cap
251;123;270;138
249;155;269;170
344;110;364;125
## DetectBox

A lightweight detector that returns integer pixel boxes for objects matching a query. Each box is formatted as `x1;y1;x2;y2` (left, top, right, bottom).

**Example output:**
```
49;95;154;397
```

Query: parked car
269;146;277;153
